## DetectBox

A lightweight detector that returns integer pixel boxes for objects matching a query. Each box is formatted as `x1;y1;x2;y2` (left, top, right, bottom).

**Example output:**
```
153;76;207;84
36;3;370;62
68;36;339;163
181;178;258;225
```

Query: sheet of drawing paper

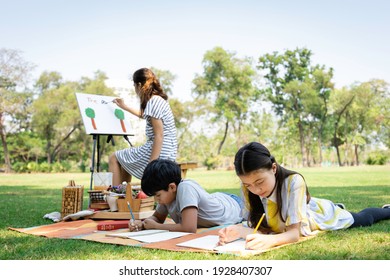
76;92;133;135
106;229;168;238
176;235;220;251
131;231;191;243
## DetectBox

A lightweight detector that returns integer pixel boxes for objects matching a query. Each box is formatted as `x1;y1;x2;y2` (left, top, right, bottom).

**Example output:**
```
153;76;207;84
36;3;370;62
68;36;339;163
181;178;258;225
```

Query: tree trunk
0;113;12;173
46;140;52;164
217;121;229;155
332;96;355;167
317;126;323;165
51;126;78;161
354;144;359;166
335;145;342;166
297;119;307;167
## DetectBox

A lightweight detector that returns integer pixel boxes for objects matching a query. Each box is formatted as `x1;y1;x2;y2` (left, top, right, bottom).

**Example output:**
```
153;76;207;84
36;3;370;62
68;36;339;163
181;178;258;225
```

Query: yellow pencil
253;213;265;233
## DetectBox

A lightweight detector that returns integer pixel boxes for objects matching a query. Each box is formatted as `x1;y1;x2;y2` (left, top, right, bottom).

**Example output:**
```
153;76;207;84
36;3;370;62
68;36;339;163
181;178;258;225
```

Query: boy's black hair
141;159;182;196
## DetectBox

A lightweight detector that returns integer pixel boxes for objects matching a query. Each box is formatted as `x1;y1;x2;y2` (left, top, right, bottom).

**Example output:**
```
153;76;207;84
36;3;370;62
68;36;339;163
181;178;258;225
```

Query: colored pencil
253;213;265;233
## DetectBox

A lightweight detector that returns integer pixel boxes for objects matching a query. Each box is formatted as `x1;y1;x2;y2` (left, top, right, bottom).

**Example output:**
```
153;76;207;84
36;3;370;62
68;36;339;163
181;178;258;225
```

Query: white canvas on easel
75;92;133;135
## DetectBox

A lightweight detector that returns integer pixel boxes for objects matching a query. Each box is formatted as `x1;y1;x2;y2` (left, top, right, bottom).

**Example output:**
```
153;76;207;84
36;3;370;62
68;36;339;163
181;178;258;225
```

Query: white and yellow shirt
260;174;354;236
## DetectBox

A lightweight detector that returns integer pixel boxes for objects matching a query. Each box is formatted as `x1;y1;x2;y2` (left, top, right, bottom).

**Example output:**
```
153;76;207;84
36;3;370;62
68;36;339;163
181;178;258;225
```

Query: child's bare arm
143;206;198;233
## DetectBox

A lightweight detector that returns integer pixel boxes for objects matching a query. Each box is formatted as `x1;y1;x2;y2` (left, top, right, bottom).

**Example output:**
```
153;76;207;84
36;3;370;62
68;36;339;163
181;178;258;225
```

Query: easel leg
89;134;97;191
89;134;100;207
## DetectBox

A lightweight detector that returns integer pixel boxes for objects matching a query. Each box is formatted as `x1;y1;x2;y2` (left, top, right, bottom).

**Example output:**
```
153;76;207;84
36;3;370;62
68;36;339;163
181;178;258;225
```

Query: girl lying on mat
218;142;390;250
128;159;243;233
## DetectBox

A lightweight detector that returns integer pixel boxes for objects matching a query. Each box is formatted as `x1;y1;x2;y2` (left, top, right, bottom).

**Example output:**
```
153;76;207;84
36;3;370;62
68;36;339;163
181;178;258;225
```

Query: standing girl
109;68;177;186
218;142;390;250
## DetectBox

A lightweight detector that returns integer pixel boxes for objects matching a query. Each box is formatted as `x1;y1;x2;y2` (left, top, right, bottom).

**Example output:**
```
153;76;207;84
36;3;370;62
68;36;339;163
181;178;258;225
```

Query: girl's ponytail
133;68;168;112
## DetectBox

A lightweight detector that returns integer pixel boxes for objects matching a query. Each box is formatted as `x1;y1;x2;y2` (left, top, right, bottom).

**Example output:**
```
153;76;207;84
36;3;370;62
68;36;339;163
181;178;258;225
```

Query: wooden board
87;210;154;220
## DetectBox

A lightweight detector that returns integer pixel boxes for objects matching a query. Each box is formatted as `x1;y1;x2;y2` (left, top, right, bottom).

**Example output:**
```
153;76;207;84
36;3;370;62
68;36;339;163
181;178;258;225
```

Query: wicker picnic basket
61;180;84;218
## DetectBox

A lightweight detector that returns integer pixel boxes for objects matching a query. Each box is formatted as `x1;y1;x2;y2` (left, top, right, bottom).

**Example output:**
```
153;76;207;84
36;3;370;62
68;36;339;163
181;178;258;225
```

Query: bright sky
2;0;389;101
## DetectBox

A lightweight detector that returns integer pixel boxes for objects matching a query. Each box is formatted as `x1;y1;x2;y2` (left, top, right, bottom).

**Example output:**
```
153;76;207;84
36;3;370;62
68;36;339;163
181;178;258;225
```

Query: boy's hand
143;218;159;229
128;219;143;231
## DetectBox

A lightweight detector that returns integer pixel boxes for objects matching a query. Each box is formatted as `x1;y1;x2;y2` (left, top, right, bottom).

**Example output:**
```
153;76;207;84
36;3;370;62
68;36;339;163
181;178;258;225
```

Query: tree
257;48;334;166
150;67;176;95
32;70;114;164
309;66;334;164
146;67;197;157
258;48;313;166
329;87;355;166
347;80;389;165
0;48;35;172
193;47;257;154
376;81;390;148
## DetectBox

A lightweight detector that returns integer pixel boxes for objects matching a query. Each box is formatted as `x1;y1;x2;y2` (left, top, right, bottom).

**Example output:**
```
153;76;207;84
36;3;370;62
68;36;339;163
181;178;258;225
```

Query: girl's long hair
234;142;311;228
132;68;168;114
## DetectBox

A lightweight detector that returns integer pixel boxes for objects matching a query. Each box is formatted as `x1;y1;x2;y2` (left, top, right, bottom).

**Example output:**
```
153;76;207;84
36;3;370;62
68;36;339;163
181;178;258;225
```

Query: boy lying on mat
128;159;243;233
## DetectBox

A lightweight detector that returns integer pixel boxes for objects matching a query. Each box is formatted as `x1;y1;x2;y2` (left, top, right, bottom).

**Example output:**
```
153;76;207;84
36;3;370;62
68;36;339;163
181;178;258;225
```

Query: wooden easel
89;134;133;191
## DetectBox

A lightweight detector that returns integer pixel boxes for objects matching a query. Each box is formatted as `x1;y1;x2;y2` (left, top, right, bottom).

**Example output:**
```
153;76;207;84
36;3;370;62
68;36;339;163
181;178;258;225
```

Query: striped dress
260;174;354;236
115;95;177;179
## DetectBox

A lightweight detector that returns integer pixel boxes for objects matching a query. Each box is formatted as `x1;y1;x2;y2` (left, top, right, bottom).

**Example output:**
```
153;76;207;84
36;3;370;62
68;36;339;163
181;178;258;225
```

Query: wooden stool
178;162;198;178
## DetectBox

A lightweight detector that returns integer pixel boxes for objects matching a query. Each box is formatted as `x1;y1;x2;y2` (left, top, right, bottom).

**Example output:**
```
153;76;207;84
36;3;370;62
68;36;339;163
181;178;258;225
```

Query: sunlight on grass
1;165;389;260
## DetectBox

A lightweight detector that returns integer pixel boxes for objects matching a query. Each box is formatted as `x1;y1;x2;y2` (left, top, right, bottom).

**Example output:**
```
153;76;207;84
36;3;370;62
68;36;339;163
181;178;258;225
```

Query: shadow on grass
1;183;389;260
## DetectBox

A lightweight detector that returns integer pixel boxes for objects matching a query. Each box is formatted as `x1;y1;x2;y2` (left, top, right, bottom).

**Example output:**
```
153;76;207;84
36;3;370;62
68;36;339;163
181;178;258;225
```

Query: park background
0;0;389;267
1;0;389;173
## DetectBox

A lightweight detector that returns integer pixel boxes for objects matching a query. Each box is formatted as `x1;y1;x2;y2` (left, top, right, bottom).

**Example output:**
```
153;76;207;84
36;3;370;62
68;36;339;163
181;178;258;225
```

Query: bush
79;161;87;172
27;162;39;172
203;155;220;170
12;162;28;173
100;161;109;172
39;162;51;172
51;162;64;172
365;152;388;165
51;161;72;172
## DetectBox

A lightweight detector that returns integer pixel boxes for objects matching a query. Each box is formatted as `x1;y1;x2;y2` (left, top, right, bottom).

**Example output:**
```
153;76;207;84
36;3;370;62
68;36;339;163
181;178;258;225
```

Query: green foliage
51;161;72;172
1;48;389;173
27;162;40;172
11;161;74;173
38;162;51;172
202;154;221;170
7;132;45;164
11;162;28;173
193;47;257;153
257;47;336;167
365;152;389;165
150;67;176;95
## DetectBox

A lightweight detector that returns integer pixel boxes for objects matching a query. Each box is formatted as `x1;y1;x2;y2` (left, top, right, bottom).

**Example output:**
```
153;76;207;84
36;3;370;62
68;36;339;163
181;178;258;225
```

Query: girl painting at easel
108;68;177;186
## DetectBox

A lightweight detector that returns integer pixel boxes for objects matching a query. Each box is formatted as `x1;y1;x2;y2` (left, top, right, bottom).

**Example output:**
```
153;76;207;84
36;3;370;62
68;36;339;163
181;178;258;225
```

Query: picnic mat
9;219;316;256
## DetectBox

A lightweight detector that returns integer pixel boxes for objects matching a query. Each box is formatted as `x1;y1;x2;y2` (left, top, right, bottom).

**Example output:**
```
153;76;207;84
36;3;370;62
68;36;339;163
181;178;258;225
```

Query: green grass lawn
1;165;389;260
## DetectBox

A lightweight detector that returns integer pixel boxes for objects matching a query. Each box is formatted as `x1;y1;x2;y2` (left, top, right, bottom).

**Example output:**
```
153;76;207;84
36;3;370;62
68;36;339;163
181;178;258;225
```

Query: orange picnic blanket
9;219;225;251
9;219;315;256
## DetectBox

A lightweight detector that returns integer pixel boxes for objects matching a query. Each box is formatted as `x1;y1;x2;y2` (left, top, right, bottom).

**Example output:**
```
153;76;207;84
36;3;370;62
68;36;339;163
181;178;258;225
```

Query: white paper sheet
106;229;191;243
177;235;252;253
106;229;168;238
